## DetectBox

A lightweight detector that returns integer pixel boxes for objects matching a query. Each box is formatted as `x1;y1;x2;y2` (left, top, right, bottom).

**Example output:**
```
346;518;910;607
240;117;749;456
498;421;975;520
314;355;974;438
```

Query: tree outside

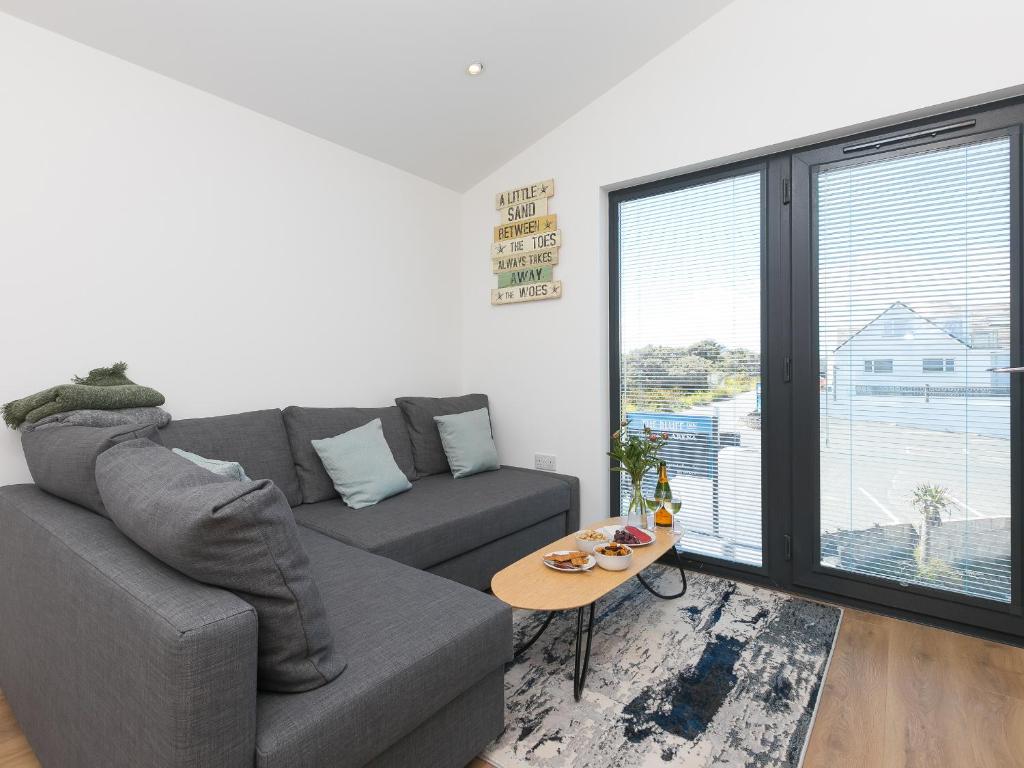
621;340;760;413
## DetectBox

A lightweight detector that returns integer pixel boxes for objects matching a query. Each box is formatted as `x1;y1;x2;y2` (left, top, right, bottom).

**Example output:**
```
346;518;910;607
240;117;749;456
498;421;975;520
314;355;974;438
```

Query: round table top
490;517;679;611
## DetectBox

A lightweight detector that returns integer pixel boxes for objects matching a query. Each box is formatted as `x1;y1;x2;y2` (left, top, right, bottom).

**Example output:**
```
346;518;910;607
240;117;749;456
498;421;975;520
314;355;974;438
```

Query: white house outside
824;302;1010;438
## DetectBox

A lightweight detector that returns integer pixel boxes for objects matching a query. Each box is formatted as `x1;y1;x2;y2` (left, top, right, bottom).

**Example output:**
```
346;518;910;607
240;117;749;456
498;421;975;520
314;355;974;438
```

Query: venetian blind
817;136;1012;602
617;171;763;567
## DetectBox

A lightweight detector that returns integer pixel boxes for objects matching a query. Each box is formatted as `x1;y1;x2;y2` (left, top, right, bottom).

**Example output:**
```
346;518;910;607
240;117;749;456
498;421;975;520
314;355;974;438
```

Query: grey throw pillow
21;423;161;516
395;394;490;477
96;438;345;693
157;409;303;507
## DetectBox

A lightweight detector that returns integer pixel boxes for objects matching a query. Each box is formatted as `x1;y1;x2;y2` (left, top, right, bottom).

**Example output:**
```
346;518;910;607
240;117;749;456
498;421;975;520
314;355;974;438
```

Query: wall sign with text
491;178;562;305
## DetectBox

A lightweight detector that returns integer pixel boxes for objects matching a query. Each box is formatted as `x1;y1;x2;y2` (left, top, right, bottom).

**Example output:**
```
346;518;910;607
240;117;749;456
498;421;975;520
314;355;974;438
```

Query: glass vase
626;478;646;529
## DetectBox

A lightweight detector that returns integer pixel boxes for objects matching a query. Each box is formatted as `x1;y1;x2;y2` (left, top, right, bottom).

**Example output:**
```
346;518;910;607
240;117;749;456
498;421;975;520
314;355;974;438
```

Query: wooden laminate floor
3;608;1024;768
0;692;36;768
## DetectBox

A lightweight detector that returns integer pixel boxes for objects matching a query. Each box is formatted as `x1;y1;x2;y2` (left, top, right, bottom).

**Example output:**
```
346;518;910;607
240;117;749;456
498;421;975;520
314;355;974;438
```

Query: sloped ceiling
0;0;734;190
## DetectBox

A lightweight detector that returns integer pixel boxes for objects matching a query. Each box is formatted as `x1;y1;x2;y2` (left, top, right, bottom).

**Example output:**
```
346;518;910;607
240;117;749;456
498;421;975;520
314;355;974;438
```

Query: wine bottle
654;462;673;527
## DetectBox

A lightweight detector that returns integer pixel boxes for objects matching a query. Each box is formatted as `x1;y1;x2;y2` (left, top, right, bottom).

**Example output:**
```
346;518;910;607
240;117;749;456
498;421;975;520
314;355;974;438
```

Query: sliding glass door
612;100;1024;637
612;167;766;568
792;107;1023;627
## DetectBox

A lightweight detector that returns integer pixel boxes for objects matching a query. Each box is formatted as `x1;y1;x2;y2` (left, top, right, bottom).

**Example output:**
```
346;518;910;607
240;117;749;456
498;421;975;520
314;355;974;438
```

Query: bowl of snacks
575;528;610;553
593;542;633;571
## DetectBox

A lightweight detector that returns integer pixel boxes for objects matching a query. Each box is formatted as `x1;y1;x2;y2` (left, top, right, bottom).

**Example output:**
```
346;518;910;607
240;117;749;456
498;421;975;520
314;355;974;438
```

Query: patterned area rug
483;567;842;768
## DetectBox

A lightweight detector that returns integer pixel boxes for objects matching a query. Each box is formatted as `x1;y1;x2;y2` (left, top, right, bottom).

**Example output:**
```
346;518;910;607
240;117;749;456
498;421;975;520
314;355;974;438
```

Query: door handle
988;367;1024;373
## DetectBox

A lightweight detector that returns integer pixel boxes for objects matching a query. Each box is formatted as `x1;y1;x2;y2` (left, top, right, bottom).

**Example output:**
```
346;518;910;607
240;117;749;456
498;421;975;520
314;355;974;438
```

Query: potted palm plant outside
912;483;953;565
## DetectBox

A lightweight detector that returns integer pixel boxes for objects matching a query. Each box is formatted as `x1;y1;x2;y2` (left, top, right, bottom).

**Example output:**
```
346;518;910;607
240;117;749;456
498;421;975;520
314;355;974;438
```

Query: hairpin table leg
573;602;595;701
513;610;555;659
636;546;688;600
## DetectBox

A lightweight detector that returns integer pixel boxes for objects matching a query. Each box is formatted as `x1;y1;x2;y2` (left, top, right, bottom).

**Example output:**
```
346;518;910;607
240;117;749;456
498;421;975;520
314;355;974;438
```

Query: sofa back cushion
395;395;490;477
283;405;416;503
95;438;345;693
21;423;160;515
158;409;302;507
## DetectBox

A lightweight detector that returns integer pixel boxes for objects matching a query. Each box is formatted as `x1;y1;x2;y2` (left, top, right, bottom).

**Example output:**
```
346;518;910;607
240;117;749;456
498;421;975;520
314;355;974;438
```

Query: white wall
6;1;1024;505
0;13;461;485
458;0;1024;525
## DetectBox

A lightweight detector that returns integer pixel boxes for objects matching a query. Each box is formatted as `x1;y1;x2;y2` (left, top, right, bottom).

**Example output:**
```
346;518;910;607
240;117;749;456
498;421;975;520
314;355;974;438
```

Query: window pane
618;172;762;567
818;137;1012;602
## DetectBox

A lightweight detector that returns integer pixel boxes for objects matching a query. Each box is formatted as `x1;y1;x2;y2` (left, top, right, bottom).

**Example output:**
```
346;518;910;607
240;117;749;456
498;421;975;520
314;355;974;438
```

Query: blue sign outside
628;412;715;436
624;411;740;536
626;412;718;481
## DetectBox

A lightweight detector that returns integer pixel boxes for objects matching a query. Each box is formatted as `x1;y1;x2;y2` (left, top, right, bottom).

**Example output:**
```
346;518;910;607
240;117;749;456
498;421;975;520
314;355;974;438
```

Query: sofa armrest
0;484;258;768
500;466;580;534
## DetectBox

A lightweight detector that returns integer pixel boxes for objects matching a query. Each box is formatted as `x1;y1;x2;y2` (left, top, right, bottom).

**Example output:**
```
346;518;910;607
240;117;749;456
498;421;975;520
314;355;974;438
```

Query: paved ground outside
641;389;1012;573
819;412;1009;530
651;389;764;566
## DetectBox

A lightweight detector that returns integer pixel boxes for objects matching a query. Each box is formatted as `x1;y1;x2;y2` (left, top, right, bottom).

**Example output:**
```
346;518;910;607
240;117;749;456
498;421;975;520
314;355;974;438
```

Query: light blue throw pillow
171;448;250;482
311;418;412;509
434;407;499;479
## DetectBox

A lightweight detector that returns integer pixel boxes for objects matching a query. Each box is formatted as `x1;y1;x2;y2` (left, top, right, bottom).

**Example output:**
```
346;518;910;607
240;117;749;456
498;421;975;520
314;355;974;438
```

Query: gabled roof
833;301;972;353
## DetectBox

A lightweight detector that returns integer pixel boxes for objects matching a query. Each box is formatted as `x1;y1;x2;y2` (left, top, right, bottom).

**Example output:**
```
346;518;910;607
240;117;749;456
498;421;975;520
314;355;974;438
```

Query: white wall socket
534;453;557;472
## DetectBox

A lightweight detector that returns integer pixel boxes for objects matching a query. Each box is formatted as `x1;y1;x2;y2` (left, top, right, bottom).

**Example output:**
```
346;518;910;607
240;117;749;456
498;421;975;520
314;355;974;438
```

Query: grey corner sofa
0;404;580;768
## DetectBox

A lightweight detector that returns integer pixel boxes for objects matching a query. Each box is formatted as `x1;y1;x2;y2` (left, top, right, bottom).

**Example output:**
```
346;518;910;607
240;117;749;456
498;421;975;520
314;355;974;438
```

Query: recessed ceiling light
466;62;484;76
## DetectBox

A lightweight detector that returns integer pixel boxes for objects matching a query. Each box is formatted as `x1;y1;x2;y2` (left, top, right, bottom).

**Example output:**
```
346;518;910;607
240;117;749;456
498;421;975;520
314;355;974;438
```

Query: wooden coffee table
491;518;687;701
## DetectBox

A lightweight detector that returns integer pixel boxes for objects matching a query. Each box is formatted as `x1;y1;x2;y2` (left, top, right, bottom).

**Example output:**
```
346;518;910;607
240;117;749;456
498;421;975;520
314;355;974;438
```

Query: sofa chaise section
255;527;511;768
0;483;513;768
0;484;258;768
0;402;581;767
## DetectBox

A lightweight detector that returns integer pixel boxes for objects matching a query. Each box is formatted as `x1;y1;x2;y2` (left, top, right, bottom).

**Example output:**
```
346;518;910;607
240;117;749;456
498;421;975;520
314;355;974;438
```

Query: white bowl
575;531;610;554
594;544;633;571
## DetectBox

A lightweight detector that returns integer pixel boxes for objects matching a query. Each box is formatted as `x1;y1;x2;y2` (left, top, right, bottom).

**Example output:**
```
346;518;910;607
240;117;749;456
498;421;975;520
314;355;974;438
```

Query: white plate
598;525;656;547
541;550;596;572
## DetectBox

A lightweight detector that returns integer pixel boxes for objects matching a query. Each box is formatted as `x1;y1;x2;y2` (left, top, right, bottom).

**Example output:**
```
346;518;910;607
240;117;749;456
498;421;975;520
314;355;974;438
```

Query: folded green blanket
71;361;136;387
2;362;165;429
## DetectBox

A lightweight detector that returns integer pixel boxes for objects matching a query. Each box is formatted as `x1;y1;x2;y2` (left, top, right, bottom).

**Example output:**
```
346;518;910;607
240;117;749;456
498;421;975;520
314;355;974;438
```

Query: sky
619;170;761;354
617;136;1011;358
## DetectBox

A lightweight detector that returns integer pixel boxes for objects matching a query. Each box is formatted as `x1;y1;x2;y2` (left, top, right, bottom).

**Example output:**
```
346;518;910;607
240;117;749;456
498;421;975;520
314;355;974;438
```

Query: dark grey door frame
608;156;793;587
608;96;1024;644
790;103;1024;637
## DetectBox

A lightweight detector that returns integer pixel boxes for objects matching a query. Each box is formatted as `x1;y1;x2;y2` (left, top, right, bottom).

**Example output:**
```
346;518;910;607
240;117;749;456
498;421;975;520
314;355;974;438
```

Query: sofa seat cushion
158;409;302;507
291;466;571;570
255;527;511;768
